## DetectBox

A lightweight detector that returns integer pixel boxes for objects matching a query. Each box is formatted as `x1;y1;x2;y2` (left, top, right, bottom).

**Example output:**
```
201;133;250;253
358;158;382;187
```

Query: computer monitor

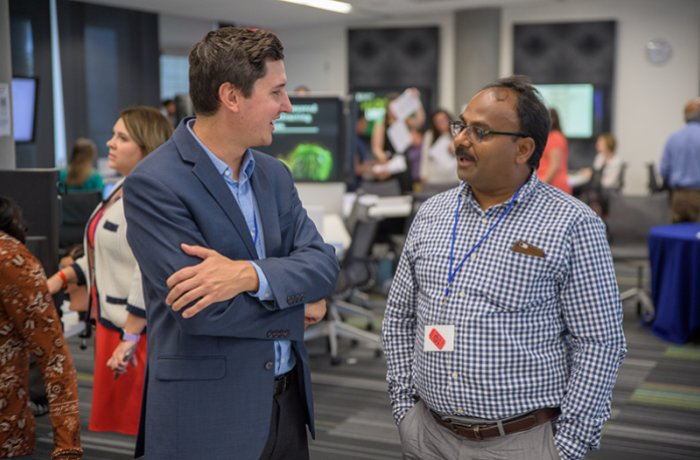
11;77;39;143
263;96;346;183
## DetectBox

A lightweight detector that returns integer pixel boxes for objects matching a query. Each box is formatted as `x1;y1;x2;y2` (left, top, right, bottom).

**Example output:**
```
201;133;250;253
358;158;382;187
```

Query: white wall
500;0;700;195
159;14;215;55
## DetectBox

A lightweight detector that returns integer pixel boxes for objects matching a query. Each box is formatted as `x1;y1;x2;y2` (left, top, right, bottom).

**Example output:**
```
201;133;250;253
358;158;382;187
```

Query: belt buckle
473;425;482;440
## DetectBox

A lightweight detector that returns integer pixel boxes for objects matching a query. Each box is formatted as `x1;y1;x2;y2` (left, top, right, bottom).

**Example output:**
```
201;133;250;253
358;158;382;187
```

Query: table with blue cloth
648;223;700;344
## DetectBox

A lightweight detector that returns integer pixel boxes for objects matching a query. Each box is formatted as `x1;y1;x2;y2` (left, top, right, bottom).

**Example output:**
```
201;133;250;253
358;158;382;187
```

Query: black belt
273;370;294;395
430;407;560;441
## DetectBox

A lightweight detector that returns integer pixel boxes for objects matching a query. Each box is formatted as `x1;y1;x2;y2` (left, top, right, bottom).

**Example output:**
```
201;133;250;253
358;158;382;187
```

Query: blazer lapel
250;157;282;257
173;120;258;258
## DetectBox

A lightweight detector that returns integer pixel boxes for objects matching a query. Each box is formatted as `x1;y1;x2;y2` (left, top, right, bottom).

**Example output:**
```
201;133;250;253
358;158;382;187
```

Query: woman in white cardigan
420;109;459;188
48;106;172;435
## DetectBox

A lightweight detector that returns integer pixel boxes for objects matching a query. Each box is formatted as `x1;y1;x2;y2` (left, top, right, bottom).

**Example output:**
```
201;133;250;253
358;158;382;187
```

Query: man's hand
107;341;137;377
166;243;260;319
304;299;327;329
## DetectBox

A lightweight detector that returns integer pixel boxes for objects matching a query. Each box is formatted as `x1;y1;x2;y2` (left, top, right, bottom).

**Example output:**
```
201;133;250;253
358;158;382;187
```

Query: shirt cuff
554;426;589;460
249;262;273;301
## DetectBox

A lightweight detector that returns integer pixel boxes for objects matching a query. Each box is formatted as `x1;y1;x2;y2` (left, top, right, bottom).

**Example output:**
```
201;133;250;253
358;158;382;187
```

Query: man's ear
515;137;536;166
218;82;242;113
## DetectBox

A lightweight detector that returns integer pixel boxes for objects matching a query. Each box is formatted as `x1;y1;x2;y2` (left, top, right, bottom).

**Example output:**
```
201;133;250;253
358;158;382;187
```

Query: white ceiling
73;0;558;30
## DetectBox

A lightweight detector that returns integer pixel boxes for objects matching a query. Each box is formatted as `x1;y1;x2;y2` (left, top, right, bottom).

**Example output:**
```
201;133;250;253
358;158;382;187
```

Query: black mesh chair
305;213;383;365
607;192;671;323
59;191;102;251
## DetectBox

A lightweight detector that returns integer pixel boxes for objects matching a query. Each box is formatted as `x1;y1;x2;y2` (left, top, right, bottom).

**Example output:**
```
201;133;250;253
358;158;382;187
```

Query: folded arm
123;168;338;340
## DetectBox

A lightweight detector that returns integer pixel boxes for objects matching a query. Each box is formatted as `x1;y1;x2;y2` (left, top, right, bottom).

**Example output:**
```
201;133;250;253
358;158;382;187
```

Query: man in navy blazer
123;27;339;460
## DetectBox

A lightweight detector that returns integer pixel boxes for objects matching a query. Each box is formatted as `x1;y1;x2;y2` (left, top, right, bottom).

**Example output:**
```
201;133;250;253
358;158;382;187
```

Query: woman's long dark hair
0;196;27;243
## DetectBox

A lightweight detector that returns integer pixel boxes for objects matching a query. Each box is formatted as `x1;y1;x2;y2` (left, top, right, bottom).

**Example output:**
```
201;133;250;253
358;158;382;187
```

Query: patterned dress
0;231;83;459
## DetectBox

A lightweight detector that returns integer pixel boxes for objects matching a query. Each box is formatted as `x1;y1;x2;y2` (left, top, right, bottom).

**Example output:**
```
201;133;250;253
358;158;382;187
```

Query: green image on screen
284;143;334;181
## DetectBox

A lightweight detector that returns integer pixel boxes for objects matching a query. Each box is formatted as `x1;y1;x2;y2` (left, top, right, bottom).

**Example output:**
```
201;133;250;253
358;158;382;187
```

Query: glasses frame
449;120;528;142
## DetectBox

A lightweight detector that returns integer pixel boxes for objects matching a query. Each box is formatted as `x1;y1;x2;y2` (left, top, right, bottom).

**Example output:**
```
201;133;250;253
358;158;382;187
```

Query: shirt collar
459;169;540;208
186;119;256;183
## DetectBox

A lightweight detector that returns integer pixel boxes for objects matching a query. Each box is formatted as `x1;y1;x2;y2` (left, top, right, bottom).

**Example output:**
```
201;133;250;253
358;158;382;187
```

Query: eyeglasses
449;120;528;142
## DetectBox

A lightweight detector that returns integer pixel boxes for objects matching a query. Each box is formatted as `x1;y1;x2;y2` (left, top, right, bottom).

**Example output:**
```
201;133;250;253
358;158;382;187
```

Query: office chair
647;162;669;194
305;215;383;365
607;192;671;323
59;191;102;250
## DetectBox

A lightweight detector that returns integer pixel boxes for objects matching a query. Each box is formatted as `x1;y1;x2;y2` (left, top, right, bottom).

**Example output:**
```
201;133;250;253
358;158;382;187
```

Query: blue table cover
648;223;700;344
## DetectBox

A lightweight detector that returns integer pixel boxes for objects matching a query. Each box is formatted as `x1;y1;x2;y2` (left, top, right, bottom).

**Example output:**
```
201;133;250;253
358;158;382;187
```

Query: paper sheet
389;89;422;121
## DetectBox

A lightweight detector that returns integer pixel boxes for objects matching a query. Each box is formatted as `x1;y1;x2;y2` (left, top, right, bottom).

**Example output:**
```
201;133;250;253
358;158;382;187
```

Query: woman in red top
47;107;172;436
537;108;572;194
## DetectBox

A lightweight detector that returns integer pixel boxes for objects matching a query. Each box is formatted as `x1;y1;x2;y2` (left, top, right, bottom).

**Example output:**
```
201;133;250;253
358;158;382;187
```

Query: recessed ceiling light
279;0;352;14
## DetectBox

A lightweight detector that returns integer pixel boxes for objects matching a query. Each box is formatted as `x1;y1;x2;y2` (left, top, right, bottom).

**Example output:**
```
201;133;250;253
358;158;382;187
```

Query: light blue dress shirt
187;120;294;376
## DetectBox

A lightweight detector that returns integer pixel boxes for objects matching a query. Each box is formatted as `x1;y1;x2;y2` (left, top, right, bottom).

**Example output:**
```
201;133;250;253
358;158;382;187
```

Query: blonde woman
47;106;172;435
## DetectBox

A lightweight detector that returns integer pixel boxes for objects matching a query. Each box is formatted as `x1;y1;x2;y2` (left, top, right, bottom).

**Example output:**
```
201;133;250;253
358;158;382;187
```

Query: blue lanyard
445;182;525;298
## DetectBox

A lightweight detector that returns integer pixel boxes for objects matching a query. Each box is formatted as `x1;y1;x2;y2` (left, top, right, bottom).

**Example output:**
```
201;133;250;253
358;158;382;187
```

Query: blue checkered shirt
383;172;627;460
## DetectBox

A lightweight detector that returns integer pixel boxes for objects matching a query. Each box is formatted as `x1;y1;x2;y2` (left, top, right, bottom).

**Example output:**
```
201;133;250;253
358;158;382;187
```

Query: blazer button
264;361;274;371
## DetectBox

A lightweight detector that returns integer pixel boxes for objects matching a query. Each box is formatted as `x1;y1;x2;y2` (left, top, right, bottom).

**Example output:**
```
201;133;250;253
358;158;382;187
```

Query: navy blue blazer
123;120;339;460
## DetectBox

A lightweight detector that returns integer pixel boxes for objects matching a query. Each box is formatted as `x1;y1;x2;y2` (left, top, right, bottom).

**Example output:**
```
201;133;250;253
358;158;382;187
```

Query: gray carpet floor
31;260;700;459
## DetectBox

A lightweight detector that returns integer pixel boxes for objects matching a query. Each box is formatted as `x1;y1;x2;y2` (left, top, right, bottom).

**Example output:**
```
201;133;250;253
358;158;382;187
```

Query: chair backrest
646;162;668;194
337;217;379;291
615;161;627;192
607;192;671;246
358;178;402;197
59;191;102;249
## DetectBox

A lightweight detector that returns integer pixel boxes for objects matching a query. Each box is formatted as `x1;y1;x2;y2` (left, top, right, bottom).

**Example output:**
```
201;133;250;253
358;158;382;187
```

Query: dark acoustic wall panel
514;21;615;84
348;27;439;112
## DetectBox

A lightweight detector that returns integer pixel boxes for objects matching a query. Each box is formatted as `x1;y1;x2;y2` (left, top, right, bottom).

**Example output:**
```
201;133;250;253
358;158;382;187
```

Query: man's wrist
120;328;141;343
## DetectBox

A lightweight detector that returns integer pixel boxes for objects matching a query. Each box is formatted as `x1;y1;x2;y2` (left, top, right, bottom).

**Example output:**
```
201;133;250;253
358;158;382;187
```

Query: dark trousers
259;367;309;460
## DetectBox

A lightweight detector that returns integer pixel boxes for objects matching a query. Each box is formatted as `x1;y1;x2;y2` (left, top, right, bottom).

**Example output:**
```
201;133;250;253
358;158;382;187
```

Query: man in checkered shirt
383;75;627;460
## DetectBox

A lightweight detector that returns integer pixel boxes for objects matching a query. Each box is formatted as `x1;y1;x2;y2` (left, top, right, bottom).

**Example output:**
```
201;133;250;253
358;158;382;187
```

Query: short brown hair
188;27;285;116
120;106;173;156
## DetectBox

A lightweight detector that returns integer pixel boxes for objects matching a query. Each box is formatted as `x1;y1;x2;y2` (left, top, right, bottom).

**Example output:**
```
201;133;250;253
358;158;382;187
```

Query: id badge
423;325;455;352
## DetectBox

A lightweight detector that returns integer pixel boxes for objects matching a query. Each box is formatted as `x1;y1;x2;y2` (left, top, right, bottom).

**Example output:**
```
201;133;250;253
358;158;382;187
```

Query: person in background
537;108;572;194
0;196;83;460
122;27;338;460
351;109;375;191
406;126;424;187
383;75;626;460
59;138;104;193
46;106;173;436
660;97;700;223
294;85;310;95
370;89;426;193
161;99;178;127
577;133;624;218
420;109;458;189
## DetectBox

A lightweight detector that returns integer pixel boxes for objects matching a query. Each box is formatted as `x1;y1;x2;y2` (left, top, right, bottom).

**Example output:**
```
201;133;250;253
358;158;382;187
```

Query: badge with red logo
423;325;455;352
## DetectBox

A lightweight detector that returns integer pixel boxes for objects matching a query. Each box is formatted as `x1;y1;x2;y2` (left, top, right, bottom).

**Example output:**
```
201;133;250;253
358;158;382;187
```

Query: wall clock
646;39;672;65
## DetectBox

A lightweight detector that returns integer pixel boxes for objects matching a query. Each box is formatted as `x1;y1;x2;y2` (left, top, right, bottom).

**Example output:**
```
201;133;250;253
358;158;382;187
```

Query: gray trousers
398;401;562;460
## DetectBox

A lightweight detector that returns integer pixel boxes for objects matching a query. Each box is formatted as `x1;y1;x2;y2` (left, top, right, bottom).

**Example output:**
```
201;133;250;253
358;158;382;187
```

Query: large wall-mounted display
264;96;346;183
